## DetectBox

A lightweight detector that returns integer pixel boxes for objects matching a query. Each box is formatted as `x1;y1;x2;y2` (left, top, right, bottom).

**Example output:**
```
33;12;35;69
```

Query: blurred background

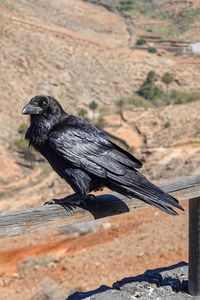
0;0;200;299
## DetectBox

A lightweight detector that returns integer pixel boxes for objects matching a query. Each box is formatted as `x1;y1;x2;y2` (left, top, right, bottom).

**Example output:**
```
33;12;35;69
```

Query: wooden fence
1;174;200;296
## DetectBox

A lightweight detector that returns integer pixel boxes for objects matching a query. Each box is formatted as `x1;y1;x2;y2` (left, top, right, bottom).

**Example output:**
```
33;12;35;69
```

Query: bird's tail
108;171;184;215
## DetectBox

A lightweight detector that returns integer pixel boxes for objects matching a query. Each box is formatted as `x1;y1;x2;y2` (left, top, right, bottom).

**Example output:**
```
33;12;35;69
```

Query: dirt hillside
0;1;199;299
1;0;200;142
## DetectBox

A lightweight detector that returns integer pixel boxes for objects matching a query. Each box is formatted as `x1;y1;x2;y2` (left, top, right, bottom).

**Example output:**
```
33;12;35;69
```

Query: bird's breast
25;124;49;148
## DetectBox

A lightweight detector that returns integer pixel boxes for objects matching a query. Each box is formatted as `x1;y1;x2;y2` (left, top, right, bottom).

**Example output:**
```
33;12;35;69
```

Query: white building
189;43;200;53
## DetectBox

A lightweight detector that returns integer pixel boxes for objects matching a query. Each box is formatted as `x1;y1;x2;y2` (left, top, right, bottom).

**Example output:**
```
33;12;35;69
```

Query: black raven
22;95;184;215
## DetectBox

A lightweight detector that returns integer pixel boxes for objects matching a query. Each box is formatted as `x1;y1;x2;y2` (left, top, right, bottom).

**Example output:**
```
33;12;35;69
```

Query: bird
22;95;184;215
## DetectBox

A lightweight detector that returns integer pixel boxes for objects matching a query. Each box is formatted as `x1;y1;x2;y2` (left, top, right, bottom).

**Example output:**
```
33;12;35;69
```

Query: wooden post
188;197;200;296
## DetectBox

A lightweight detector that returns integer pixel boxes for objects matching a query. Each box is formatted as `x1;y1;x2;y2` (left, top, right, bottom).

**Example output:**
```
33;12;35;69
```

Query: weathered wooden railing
1;174;200;296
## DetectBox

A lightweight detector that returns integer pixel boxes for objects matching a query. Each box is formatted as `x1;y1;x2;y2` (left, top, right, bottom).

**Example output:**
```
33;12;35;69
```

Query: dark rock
114;262;192;299
145;262;188;292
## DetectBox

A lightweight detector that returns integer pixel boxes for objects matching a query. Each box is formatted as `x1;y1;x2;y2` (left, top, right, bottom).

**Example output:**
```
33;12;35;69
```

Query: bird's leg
44;193;86;213
44;193;97;213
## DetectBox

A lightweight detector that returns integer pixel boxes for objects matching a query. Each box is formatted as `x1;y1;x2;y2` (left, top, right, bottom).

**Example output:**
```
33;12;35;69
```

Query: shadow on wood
64;194;130;219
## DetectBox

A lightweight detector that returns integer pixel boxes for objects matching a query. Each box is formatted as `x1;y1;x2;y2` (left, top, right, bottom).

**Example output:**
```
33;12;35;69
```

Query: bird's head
22;95;66;119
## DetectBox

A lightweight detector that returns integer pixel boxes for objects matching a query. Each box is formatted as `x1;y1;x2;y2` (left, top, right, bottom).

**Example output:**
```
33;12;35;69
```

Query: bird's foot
44;194;96;213
44;194;84;214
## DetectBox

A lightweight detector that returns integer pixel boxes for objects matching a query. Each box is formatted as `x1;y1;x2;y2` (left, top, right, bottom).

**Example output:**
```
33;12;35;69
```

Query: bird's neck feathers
25;114;60;148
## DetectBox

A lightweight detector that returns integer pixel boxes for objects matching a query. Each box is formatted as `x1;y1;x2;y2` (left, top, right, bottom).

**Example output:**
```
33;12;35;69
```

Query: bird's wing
48;119;183;215
48;122;142;178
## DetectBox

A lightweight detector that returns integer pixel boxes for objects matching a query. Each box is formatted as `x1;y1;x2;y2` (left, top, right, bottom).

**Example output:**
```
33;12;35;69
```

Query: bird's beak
22;103;43;115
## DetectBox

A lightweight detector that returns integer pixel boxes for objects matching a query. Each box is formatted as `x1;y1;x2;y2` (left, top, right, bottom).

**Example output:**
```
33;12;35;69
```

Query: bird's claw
44;197;78;214
44;200;56;206
43;194;95;212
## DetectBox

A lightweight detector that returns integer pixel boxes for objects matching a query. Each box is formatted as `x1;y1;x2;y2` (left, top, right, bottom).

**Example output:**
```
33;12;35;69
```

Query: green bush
118;1;133;11
89;100;98;122
195;127;200;137
137;71;162;101
169;90;199;105
14;138;28;150
136;38;147;46
146;71;156;81
143;23;180;39
163;121;171;128
148;47;157;53
175;8;200;33
129;2;157;18
182;8;200;17
17;123;28;134
161;72;174;88
127;94;153;108
18;256;58;273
